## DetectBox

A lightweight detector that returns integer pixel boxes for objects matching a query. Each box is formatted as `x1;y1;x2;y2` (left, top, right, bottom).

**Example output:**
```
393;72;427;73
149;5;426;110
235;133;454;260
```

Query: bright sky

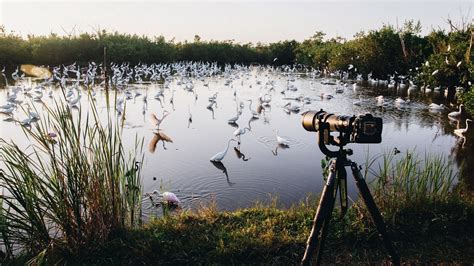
0;1;472;43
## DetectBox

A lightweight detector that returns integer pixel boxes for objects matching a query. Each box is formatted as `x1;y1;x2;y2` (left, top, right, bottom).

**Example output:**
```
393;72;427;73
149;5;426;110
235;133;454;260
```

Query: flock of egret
0;61;472;207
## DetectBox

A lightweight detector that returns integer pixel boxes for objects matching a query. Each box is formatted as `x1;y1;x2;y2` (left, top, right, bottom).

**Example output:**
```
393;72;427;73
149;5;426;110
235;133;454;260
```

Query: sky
0;0;472;43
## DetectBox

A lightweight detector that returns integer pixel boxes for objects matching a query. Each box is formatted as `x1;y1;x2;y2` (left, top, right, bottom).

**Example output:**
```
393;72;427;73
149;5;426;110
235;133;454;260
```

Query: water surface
0;67;470;217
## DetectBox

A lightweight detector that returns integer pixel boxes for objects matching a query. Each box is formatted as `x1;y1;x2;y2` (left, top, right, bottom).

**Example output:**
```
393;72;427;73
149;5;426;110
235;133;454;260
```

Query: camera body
302;110;382;144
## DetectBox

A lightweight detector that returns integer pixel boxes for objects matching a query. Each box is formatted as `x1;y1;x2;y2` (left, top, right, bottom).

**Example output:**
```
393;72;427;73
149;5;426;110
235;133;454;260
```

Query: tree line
0;20;472;90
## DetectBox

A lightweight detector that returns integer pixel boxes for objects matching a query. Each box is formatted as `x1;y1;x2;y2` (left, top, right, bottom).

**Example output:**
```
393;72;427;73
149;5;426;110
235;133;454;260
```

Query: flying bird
150;110;170;130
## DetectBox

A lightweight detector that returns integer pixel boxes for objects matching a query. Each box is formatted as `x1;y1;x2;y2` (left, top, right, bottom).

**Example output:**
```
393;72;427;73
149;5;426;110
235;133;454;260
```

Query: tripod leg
301;161;337;266
313;183;337;265
336;158;348;217
350;163;400;265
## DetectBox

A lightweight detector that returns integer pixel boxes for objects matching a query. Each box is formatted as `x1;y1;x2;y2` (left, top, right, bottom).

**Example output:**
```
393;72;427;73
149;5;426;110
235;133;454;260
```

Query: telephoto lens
301;110;320;132
302;109;383;144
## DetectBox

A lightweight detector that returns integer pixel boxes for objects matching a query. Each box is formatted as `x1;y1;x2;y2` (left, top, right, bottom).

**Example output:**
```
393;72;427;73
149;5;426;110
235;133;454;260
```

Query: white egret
394;97;407;105
283;102;301;112
247;99;259;118
207;100;216;109
428;103;445;110
233;127;250;144
68;93;82;108
454;119;473;137
320;93;334;100
228;113;240;124
0;106;15;115
353;96;363;106
209;92;218;102
376;95;388;107
116;103;124;115
448;104;465;119
274;130;290;146
19;116;34;127
210;139;237;162
0;103;15;109
11;67;19;81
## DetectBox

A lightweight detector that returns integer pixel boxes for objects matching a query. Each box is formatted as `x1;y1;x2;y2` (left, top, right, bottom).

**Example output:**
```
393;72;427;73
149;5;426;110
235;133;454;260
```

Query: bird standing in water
210;139;237;162
274;130;290;146
454;119;473;137
448;104;466;119
233;127;250;144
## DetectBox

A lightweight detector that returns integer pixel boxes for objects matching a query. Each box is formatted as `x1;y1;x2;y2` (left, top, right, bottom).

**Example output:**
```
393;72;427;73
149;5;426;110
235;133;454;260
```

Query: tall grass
365;150;457;214
0;88;143;261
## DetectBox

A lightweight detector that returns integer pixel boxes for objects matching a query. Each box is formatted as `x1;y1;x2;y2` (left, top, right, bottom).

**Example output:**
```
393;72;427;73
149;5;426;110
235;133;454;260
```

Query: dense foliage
0;21;471;82
4;20;472;111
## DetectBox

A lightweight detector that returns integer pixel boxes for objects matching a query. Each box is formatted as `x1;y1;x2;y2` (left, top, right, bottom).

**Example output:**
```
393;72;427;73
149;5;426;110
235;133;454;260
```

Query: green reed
367;150;457;213
0;87;143;261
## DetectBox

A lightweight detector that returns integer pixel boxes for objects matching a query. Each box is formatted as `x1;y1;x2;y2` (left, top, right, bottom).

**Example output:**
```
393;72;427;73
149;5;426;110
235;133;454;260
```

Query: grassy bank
4;150;474;264
9;197;474;265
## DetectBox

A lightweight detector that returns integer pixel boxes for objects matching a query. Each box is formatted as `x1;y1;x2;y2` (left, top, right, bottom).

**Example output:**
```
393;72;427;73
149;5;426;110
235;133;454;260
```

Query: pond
0;65;471;217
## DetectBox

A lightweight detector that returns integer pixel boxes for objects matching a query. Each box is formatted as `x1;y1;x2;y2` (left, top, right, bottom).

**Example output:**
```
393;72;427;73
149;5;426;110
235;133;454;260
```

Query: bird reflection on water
148;130;173;152
234;146;250;161
210;161;235;186
272;143;290;156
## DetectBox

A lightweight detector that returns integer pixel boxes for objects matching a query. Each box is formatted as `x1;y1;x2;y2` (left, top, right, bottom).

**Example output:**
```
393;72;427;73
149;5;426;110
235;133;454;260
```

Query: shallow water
0;68;471;218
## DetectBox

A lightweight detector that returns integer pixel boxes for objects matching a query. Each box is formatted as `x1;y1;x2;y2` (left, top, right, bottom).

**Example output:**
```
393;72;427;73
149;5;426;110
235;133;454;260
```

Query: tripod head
316;121;353;158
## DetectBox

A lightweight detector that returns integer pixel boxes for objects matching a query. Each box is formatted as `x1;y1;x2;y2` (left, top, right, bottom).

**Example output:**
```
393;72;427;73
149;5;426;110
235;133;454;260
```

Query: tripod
300;125;399;265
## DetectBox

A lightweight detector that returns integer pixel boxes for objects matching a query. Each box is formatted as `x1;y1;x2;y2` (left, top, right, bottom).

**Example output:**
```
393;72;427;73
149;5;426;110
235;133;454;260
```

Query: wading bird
274;130;290;146
353;95;363;106
454;119;473;138
149;190;180;206
210;139;237;162
428;103;445;110
233;127;250;144
228;112;240;124
448;104;466;119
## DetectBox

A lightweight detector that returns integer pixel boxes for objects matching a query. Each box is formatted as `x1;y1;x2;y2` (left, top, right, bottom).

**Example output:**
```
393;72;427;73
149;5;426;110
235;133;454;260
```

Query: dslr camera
302;109;382;144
